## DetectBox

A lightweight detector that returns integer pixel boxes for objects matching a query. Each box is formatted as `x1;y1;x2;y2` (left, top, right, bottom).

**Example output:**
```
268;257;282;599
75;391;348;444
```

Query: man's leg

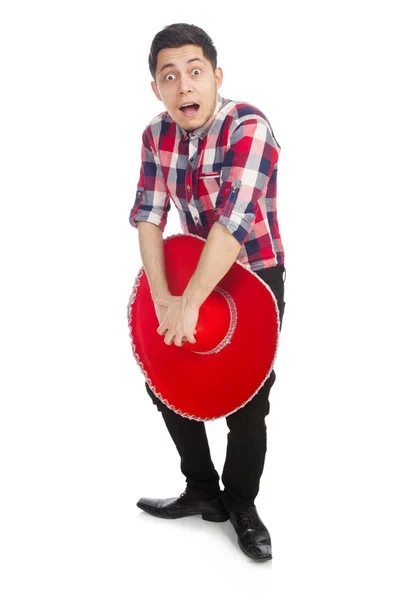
221;266;285;512
145;382;221;500
221;371;275;511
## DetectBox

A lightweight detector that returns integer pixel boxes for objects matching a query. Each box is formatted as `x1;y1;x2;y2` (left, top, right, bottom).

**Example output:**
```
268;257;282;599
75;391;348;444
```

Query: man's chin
169;110;205;131
176;117;205;131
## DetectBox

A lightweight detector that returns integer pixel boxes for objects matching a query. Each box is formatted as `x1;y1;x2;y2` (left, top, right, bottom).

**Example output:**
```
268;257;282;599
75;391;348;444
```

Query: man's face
151;45;223;131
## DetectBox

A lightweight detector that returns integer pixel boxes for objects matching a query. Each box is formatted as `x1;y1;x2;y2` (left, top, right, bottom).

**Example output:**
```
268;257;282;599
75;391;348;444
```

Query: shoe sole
137;502;229;522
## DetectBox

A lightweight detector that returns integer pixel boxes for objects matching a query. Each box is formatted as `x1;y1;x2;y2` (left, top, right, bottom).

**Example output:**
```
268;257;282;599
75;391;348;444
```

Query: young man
129;23;285;561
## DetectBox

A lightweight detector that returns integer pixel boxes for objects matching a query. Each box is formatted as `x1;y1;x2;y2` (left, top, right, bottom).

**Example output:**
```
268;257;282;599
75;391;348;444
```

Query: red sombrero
127;234;280;421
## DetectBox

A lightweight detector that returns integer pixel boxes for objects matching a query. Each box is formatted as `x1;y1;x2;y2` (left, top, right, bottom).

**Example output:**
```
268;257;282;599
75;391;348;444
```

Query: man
129;23;285;561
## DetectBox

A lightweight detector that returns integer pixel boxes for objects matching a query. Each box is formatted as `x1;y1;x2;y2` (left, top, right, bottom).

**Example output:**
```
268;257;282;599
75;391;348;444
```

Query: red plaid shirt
129;94;284;271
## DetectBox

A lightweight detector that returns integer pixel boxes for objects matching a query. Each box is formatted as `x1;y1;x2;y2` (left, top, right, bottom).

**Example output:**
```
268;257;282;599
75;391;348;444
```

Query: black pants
145;265;286;512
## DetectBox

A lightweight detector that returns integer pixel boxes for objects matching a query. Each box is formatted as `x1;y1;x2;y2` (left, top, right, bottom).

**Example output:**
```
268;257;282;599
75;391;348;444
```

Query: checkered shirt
129;94;285;271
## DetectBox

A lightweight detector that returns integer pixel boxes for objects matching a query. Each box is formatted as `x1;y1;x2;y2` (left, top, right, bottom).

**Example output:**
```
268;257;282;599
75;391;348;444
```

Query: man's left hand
156;295;199;347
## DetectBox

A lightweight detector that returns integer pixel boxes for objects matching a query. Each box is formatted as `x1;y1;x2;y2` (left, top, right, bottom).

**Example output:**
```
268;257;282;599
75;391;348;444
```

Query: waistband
253;264;286;283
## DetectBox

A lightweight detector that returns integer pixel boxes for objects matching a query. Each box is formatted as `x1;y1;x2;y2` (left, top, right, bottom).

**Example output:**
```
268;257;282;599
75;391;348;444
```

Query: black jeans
144;265;286;512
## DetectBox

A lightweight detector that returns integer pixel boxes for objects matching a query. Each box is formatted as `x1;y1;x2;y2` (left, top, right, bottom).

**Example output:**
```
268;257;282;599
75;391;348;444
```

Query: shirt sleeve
213;118;280;245
129;128;171;232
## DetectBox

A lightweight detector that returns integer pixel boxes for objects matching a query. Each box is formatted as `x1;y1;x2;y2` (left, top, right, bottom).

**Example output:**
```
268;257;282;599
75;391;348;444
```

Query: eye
165;73;175;81
192;68;201;75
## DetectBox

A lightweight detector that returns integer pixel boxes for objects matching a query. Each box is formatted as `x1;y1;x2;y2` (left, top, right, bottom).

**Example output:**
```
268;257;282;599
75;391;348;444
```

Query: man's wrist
153;290;172;306
182;287;205;311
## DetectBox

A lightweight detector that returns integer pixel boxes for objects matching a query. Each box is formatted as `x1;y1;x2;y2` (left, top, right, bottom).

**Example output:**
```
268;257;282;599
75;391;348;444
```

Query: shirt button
189;157;194;162
186;185;191;191
194;216;198;222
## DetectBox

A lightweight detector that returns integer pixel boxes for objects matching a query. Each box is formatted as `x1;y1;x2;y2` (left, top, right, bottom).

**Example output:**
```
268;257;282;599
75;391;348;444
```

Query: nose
178;73;192;95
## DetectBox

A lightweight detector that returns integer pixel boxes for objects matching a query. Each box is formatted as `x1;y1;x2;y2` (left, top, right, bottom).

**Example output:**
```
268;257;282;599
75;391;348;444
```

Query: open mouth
179;103;200;117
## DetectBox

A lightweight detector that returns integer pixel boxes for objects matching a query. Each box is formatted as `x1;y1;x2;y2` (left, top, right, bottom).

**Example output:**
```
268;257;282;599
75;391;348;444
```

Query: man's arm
183;118;279;309
130;127;172;304
137;221;171;305
182;221;241;309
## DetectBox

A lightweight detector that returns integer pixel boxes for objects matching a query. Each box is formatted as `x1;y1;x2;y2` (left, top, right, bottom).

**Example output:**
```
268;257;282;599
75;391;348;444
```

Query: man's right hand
154;301;170;328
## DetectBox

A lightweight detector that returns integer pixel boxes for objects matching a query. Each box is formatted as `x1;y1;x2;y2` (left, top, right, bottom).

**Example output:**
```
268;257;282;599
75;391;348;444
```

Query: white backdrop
1;1;396;598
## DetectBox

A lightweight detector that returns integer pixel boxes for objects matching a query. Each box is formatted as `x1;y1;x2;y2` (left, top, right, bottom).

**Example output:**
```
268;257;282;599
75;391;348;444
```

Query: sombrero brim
127;234;280;421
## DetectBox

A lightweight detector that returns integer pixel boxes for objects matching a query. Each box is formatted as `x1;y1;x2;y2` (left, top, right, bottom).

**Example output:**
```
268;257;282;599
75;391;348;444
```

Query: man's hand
155;295;198;347
154;300;170;330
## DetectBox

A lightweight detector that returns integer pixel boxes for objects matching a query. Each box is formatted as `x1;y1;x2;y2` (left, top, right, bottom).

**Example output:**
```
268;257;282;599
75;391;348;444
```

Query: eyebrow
159;58;204;74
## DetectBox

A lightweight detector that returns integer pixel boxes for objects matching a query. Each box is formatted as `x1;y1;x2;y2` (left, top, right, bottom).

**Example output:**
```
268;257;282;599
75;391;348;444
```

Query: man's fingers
158;324;196;346
163;333;195;346
164;330;175;345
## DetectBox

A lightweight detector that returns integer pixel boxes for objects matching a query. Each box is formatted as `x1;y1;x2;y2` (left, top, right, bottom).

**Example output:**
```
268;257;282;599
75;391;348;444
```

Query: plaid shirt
129;94;284;271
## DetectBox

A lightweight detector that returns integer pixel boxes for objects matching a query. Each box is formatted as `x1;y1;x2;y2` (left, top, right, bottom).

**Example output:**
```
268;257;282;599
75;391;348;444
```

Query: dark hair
148;23;217;79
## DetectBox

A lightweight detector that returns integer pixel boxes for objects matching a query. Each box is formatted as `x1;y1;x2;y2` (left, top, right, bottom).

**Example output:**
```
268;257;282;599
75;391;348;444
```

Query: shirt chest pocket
197;171;221;205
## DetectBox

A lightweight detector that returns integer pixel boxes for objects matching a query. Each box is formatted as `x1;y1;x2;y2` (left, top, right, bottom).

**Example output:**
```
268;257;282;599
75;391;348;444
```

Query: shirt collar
178;94;223;141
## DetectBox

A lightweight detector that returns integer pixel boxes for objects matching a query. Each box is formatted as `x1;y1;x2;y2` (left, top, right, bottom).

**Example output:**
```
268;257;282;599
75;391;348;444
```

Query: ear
151;80;162;101
215;67;223;90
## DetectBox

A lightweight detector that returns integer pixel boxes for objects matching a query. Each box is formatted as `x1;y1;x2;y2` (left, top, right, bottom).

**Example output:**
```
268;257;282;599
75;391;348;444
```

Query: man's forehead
156;45;206;70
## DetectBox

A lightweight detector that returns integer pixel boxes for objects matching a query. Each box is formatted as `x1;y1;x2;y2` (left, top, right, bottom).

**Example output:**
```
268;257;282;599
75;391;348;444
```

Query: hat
127;233;280;421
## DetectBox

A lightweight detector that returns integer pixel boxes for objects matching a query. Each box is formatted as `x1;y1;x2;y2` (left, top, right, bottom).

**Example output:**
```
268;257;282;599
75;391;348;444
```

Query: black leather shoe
136;491;229;522
229;506;272;561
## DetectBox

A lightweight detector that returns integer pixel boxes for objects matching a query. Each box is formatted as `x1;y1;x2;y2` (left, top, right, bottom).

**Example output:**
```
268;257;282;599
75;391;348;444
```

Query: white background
1;1;396;598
